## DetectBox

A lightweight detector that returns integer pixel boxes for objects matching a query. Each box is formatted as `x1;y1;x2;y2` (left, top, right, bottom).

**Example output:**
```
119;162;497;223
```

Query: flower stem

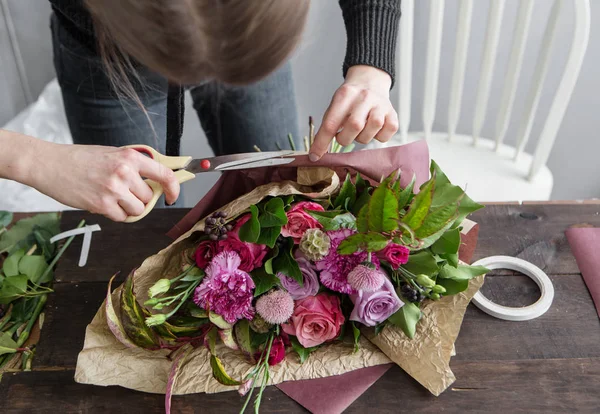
17;294;47;347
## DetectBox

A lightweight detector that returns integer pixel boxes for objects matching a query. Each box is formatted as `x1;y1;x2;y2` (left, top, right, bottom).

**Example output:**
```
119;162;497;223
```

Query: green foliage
0;213;60;253
402;251;439;275
337;232;389;255
438;264;489;281
238;205;260;243
251;268;280;297
119;273;159;348
238;198;287;248
334;174;357;210
0;211;13;228
290;335;318;364
388;302;422;339
272;239;302;285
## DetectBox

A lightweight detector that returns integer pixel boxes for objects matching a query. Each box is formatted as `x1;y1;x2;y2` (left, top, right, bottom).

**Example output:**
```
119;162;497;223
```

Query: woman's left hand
309;65;399;161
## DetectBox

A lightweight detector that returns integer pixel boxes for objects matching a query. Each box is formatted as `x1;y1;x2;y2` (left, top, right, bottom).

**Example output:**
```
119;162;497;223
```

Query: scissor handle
122;145;195;223
124;144;192;170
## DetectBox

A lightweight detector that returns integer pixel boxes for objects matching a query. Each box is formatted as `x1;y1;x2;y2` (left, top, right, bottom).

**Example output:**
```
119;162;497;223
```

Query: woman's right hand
29;142;180;222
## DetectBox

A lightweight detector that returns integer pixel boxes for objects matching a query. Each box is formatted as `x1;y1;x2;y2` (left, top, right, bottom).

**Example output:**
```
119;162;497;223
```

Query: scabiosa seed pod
249;314;273;334
299;228;330;261
255;290;295;325
347;262;385;292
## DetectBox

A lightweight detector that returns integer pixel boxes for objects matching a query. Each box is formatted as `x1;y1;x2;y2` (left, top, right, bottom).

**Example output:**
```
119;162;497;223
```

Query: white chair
367;0;591;202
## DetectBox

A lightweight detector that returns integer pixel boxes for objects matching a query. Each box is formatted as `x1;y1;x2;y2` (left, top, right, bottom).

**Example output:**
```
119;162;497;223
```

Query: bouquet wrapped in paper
75;141;487;412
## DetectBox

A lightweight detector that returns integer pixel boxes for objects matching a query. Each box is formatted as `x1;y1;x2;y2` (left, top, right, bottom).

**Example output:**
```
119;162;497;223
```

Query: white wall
2;1;599;205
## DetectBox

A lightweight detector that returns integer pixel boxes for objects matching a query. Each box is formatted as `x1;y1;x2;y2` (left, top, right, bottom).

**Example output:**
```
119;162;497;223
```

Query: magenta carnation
193;251;255;323
256;290;295;325
316;229;379;294
348;264;385;292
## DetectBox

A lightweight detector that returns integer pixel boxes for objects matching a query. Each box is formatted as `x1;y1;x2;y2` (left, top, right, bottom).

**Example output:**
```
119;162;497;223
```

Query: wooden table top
2;203;600;413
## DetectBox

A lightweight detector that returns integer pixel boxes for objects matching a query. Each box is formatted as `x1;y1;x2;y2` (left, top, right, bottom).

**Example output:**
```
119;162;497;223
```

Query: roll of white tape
471;256;554;321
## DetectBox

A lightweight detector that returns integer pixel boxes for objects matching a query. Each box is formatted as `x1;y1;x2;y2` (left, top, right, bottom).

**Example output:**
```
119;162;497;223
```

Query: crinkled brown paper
75;165;483;397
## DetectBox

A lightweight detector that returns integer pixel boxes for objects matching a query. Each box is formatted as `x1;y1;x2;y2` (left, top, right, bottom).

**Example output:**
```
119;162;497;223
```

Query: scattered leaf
3;248;26;277
0;213;60;253
0;332;18;356
0;275;29;305
19;255;51;284
0;211;13;228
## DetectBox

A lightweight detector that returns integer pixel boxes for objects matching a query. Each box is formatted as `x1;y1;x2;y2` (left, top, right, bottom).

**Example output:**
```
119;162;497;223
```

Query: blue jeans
50;13;299;205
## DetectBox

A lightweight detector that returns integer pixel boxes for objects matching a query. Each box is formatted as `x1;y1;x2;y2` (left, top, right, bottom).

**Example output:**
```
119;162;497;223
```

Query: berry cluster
400;283;425;303
204;211;232;241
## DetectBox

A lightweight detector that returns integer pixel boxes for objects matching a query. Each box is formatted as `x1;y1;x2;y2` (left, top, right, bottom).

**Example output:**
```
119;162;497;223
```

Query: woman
0;0;400;222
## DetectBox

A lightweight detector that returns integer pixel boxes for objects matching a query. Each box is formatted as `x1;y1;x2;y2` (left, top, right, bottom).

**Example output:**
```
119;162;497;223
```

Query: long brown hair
84;0;309;98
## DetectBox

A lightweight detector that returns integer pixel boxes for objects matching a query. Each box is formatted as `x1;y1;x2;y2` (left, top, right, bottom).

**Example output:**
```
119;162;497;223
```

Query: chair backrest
397;0;590;180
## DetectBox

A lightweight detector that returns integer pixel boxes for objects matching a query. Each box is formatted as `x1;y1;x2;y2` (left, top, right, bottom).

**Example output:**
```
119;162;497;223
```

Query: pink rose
377;243;410;269
282;293;345;348
194;240;219;268
218;214;269;272
281;202;324;244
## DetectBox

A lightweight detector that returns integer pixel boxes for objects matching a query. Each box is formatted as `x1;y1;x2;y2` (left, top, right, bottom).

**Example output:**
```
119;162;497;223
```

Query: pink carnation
218;214;268;272
316;229;379;294
281;202;324;244
193;251;255;323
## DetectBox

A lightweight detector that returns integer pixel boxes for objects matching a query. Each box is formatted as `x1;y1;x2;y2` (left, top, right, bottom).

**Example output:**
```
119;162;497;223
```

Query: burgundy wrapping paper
167;141;429;240
565;228;600;317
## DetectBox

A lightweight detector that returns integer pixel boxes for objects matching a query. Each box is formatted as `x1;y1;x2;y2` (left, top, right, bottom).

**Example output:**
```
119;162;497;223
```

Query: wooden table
2;203;600;413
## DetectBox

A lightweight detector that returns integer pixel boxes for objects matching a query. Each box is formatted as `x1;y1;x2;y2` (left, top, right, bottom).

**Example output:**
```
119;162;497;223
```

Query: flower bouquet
75;142;487;412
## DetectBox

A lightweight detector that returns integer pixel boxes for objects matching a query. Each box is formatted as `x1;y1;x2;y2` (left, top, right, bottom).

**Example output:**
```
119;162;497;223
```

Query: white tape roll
471;256;554;321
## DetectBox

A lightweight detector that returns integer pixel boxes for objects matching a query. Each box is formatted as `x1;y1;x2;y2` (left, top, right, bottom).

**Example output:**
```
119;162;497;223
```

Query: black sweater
48;0;401;155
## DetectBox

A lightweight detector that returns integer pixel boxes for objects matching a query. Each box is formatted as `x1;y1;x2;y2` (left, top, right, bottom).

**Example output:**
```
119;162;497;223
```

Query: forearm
0;129;43;185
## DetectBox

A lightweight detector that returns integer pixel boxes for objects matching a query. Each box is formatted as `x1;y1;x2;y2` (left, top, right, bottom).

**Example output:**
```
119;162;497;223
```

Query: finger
375;110;400;143
129;175;154;204
134;153;180;205
336;99;374;146
103;204;128;222
118;191;146;217
355;108;386;145
310;89;355;160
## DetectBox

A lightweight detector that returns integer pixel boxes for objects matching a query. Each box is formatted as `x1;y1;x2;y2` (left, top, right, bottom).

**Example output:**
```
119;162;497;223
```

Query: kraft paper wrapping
75;153;483;397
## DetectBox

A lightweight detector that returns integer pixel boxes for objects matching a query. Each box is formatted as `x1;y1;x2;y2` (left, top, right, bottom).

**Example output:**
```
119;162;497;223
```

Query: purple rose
349;275;404;327
278;253;320;300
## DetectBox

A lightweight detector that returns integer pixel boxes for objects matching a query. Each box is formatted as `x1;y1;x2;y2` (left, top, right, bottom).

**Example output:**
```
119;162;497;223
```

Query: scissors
122;145;299;223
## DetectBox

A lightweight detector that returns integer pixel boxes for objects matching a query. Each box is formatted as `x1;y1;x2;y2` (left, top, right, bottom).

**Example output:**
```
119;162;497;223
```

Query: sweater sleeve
338;0;401;85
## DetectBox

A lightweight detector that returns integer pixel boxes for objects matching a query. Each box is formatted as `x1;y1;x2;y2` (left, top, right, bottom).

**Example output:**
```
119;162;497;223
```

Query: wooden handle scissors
123;145;299;223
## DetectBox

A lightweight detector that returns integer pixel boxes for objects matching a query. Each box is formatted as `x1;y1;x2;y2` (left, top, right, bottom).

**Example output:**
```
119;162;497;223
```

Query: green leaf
436;278;469;295
0;213;60;253
18;255;51;284
308;211;356;231
263;245;279;275
367;179;399;232
251;268;280;297
210;355;242;385
374;322;387;336
397;174;416;210
438;264;489;281
442;253;459;268
0;332;18;356
234;319;254;355
256;226;281;248
0;211;13;228
259;198;288;228
0;275;29;305
455;193;484;227
355;173;368;194
352;188;372;217
273;239;302;284
209;311;233;330
388;302;422;339
415;203;459;239
401;174;435;231
352;322;361;353
356;204;369;233
180;266;205;282
337;232;389;255
119;272;159;348
290;335;318;363
3;248;26;277
334;174;357;210
431;228;461;256
250;331;270;349
402;251;439;275
33;227;57;261
414;219;458;251
238;205;260;243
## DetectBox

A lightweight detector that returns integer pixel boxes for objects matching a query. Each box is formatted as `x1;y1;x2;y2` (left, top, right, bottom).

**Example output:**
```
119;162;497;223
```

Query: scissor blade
219;157;295;170
185;150;300;173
